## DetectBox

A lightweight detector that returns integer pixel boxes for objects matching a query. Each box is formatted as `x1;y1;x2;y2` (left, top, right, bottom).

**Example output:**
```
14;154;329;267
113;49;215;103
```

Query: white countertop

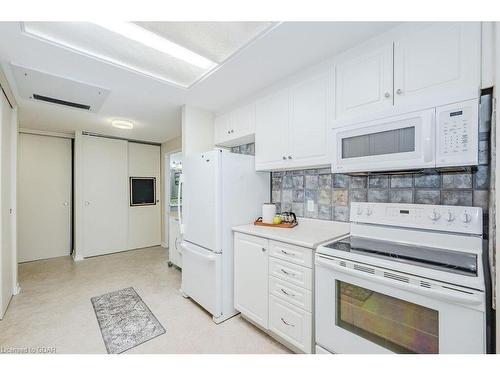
232;218;350;249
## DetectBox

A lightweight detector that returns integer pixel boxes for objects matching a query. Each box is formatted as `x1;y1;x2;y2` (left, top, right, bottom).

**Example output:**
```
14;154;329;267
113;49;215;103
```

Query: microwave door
332;109;435;173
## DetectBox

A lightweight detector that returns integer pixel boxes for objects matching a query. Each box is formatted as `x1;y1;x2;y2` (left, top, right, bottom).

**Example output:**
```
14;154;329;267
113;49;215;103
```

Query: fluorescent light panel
92;22;216;70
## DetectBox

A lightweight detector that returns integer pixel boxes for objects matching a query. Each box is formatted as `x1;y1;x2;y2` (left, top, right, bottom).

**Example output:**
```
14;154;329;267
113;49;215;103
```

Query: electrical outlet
307;200;315;212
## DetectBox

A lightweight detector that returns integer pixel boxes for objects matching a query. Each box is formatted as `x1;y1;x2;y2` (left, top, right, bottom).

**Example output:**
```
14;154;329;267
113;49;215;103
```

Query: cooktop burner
325;236;477;276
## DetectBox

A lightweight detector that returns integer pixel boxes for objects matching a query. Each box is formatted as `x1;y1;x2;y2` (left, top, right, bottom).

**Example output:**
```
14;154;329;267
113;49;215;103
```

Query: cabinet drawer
269;276;312;312
269;257;312;290
269;295;312;353
269;240;312;268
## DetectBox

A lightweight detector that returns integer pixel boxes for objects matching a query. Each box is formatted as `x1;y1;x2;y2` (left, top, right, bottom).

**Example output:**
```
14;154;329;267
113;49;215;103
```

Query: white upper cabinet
255;70;332;171
335;43;393;121
288;72;332;168
255;89;290;170
393;22;481;111
214;103;256;147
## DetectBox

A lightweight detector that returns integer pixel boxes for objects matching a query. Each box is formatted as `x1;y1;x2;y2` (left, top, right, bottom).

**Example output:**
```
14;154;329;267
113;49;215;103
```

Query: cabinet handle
281;249;295;256
280;317;295;327
282;156;287;160
280;268;296;277
262;247;266;252
396;88;403;95
287;156;292;160
280;288;295;297
227;130;231;134
384;92;391;98
231;129;234;133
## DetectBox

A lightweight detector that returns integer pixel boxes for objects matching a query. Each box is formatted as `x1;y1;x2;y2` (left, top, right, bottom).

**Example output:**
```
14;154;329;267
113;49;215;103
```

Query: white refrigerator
179;149;269;323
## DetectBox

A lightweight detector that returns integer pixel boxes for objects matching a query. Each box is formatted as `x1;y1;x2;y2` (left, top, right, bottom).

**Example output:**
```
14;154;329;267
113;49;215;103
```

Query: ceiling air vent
32;94;91;111
10;64;109;113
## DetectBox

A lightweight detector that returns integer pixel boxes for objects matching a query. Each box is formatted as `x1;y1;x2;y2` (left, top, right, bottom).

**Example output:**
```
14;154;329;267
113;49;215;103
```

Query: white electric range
315;202;488;354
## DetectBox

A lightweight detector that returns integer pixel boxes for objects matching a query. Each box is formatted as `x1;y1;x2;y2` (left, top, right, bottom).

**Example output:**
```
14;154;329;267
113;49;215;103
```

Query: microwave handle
423;110;435;163
316;256;483;306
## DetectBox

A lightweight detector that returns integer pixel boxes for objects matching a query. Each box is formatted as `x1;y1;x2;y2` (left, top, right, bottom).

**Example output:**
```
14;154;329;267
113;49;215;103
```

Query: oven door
315;254;486;354
332;109;435;173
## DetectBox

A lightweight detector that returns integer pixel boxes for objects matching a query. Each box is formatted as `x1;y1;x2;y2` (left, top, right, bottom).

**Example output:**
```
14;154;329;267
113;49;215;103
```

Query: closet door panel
82;136;128;257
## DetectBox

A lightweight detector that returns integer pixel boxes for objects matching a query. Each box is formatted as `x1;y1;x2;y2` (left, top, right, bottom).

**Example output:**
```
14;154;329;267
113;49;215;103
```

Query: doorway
18;133;72;262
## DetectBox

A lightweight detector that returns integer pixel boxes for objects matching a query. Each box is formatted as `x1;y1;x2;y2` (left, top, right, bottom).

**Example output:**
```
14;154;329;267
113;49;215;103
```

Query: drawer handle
280;268;297;277
280;249;296;256
280;317;295;327
280;288;295;297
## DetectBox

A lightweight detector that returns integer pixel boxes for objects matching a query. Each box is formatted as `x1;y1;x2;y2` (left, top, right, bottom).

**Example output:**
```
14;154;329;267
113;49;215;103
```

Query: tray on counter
254;219;298;228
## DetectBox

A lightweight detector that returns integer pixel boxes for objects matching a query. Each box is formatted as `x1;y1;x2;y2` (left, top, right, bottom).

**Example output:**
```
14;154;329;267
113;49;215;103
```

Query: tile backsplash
232;130;491;237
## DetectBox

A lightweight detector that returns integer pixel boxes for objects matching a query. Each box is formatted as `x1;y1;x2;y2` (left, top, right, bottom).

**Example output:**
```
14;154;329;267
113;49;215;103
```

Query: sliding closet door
82;136;128;257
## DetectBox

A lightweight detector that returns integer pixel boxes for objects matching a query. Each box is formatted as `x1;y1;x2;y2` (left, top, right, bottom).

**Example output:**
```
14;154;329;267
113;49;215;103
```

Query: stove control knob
446;211;455;222
462;212;472;223
429;210;441;221
366;207;373;216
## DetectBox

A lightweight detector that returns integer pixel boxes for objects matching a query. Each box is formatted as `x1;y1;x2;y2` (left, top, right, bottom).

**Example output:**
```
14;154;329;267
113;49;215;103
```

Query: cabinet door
231;103;255;140
335;43;393;121
169;216;182;268
394;22;480;110
255;90;290;170
214;113;231;145
234;233;269;329
288;71;332;168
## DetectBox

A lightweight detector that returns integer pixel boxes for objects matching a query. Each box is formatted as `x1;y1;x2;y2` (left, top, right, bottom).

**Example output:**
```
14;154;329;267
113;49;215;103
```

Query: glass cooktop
325;236;477;276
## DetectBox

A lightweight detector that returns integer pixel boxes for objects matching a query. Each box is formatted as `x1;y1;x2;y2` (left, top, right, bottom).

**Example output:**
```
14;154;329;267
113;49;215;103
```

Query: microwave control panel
436;98;479;167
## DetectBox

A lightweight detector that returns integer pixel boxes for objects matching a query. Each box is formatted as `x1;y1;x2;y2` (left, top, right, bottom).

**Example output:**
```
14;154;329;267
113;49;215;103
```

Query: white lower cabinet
234;233;269;329
269;295;312;353
234;233;314;353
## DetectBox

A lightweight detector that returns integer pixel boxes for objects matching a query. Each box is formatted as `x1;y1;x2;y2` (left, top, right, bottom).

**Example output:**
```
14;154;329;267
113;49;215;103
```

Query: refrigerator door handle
178;173;184;234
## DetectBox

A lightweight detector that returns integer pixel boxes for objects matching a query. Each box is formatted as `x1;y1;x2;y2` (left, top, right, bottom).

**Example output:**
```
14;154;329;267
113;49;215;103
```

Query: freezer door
180;241;222;317
182;150;221;252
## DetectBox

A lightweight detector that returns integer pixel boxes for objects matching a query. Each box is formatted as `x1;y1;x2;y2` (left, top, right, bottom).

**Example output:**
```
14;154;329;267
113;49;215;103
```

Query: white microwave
331;99;479;173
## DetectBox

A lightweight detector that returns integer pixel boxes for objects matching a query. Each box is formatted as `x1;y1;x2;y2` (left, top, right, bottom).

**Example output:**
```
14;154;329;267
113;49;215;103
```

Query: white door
18;134;72;262
182;150;220;252
127;143;161;250
288;71;332;168
0;93;13;317
335;43;393;121
82;136;128;257
393;22;481;111
234;233;269;329
231;103;255;139
255;89;290;170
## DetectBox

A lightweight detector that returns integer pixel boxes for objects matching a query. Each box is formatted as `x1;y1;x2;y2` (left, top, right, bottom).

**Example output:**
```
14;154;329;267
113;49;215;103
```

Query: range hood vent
32;94;91;111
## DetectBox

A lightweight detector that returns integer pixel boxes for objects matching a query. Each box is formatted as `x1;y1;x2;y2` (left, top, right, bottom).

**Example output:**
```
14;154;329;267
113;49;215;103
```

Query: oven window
336;281;439;353
341;126;415;159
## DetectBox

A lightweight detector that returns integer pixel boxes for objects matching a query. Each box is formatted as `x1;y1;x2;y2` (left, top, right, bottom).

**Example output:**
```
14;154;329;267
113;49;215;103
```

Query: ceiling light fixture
112;119;134;129
92;22;217;70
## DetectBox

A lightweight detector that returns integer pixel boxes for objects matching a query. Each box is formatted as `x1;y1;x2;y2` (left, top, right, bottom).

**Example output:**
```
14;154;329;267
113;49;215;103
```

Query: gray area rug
91;287;166;354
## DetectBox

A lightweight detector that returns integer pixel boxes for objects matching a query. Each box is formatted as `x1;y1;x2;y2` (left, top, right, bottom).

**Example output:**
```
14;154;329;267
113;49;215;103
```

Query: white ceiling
0;22;400;143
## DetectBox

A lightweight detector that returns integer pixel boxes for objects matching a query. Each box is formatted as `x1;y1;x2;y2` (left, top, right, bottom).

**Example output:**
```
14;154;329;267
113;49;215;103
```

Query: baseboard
161;242;168;248
72;251;84;261
13;283;20;295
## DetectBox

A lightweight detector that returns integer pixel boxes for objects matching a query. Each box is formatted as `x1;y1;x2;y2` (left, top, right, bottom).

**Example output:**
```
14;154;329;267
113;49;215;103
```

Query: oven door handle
316;256;484;306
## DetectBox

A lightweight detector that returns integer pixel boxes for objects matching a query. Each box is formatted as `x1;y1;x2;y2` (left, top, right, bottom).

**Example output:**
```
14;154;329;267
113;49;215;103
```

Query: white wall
181;105;214;156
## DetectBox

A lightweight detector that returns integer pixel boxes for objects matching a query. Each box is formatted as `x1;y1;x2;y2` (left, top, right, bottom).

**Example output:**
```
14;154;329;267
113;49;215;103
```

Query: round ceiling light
112;119;134;129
